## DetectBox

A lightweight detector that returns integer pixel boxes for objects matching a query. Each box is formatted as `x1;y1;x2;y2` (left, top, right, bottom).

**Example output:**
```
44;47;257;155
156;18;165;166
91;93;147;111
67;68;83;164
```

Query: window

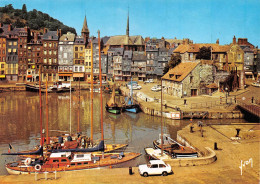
60;47;63;51
238;54;241;60
61;159;67;162
44;58;47;63
76;155;84;158
44;50;47;55
64;53;67;58
49;58;52;64
75;47;78;51
190;76;193;83
49;50;52;55
159;164;166;168
44;42;47;47
53;160;59;163
49;43;52;48
151;164;158;168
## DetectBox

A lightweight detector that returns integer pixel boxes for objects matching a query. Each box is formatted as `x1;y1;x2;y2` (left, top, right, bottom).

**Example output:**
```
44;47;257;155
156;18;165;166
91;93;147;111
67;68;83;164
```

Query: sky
1;0;260;47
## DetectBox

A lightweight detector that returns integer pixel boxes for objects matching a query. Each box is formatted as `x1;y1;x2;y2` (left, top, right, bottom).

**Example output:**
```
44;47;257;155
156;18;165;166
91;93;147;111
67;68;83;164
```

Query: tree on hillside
196;46;211;60
163;53;181;74
22;4;27;19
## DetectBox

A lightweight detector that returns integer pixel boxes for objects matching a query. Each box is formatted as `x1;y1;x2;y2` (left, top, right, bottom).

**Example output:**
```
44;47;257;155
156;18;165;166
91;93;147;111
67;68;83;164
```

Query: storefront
58;73;73;81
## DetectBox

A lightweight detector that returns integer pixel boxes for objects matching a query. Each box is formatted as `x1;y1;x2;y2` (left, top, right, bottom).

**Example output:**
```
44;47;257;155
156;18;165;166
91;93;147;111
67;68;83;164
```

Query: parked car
129;84;142;90
127;81;138;89
138;160;172;177
144;79;154;83
151;85;161;92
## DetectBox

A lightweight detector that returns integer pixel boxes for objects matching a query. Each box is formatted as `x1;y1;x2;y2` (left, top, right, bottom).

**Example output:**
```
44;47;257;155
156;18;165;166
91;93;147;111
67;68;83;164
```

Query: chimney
216;39;219;44
44;28;47;34
233;36;236;44
8;24;12;31
59;29;61;37
57;29;59;36
34;32;38;42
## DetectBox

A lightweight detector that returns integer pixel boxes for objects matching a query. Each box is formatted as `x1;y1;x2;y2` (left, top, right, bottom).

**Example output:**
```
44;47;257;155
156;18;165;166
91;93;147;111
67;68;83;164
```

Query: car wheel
162;171;168;176
143;172;148;177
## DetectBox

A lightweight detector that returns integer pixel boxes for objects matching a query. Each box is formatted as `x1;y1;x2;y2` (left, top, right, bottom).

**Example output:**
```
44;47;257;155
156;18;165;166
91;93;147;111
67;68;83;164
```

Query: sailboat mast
78;79;80;133
46;77;49;144
130;78;133;104
98;30;104;141
70;80;72;135
39;67;43;146
90;40;94;143
161;78;164;156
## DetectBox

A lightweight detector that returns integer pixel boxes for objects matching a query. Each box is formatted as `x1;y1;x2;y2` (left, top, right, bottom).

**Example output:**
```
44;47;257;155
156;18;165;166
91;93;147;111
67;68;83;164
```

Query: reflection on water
0;91;248;175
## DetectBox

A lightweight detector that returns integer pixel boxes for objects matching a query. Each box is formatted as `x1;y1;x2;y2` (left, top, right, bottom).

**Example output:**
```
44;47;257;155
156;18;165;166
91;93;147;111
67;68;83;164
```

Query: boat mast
161;78;164;156
39;66;43;147
98;30;104;142
46;76;49;144
70;80;72;135
78;79;80;133
130;77;133;105
90;40;94;144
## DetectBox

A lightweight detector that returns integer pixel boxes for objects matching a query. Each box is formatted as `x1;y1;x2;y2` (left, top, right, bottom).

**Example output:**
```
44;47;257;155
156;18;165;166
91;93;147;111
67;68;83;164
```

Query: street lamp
225;87;228;104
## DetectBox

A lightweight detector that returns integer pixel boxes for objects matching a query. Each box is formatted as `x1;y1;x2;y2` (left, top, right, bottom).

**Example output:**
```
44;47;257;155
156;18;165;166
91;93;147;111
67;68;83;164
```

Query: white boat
252;82;260;87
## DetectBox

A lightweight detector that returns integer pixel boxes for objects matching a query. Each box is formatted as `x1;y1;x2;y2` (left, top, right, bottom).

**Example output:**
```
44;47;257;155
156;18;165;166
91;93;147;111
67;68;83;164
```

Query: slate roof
106;35;144;46
74;36;85;44
174;43;231;54
162;62;200;82
0;24;21;38
43;31;59;40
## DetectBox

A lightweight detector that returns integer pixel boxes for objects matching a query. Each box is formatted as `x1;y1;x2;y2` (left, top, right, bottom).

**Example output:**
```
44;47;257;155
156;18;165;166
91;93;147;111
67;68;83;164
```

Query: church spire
81;15;89;45
126;8;129;36
81;15;89;34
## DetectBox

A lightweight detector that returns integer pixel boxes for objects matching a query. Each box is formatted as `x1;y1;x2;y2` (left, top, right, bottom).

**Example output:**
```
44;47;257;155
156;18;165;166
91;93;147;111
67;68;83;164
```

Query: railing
190;98;234;109
237;100;260;117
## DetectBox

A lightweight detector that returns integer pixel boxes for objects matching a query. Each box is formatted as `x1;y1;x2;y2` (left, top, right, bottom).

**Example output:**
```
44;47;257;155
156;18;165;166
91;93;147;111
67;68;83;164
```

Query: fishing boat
122;78;140;113
105;84;121;114
5;151;141;174
153;134;198;158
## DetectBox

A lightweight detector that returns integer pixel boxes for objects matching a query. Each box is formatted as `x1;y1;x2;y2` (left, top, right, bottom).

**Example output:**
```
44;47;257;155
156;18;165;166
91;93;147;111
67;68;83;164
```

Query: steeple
81;15;89;44
126;8;129;36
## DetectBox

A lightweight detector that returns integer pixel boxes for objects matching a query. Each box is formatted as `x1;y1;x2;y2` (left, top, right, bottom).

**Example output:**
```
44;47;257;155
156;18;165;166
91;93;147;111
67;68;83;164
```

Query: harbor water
0;91;248;175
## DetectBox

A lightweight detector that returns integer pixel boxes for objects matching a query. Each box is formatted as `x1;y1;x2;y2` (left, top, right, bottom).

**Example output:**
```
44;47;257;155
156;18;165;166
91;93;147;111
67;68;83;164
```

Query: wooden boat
106;84;121;114
153;134;198;158
5;151;141;174
144;147;171;160
122;79;140;113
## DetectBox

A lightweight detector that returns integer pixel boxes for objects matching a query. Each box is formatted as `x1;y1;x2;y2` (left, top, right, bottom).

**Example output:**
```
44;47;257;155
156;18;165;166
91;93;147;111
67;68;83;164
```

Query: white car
129;84;142;90
144;79;154;83
151;85;161;92
138;160;172;177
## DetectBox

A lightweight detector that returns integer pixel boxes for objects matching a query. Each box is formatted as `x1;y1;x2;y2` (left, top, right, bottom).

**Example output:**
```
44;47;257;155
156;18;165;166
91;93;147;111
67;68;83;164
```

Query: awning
73;73;84;77
0;75;5;78
59;73;72;77
27;75;32;78
245;72;253;75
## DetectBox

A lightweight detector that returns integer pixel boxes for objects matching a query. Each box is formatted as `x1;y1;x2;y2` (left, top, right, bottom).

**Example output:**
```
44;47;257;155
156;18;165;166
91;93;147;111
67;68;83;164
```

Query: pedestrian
198;121;203;137
189;118;193;133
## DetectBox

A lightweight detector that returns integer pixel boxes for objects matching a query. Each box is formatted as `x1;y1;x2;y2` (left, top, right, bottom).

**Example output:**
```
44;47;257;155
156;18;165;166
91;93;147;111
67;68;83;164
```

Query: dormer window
176;75;181;79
